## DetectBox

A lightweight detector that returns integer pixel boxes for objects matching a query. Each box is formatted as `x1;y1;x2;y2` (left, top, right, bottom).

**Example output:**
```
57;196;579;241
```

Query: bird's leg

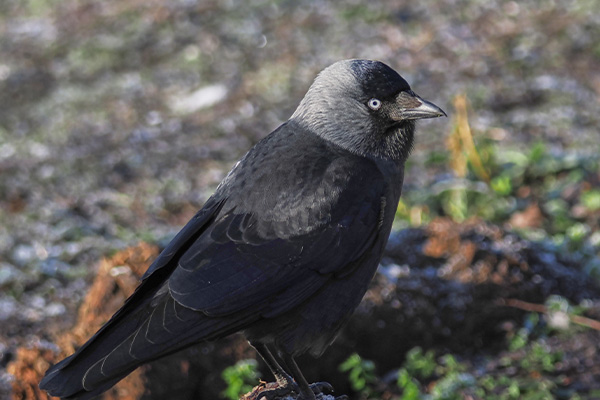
252;342;296;388
250;342;301;399
280;352;314;400
250;342;339;400
280;353;335;400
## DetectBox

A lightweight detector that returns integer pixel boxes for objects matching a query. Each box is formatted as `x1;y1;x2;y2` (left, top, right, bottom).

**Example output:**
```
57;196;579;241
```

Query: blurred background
1;0;599;399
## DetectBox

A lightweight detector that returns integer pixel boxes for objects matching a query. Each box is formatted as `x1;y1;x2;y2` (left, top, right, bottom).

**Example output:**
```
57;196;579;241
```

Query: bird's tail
40;291;248;399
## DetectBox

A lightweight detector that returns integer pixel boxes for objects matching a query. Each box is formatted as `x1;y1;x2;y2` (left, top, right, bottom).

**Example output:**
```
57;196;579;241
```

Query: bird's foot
258;387;297;400
242;381;346;400
309;382;348;400
309;381;333;395
242;381;299;400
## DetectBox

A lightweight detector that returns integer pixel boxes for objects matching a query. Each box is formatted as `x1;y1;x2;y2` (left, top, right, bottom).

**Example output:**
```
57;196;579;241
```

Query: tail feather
40;291;256;399
39;302;153;398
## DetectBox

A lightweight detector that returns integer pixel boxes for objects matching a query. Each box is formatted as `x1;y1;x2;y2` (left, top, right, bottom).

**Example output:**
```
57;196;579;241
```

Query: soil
7;219;600;399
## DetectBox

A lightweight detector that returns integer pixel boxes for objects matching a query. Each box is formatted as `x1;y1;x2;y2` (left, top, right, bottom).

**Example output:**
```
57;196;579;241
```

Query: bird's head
291;59;446;162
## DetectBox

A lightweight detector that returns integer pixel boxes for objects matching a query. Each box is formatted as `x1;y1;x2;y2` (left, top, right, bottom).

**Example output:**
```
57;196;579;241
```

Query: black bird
40;59;445;400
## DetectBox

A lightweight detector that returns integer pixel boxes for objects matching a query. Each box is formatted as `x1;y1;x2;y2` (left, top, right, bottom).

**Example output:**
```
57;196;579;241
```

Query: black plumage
40;59;445;400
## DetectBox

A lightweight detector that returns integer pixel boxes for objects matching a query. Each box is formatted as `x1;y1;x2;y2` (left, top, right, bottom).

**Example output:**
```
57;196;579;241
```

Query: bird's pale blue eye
367;98;382;110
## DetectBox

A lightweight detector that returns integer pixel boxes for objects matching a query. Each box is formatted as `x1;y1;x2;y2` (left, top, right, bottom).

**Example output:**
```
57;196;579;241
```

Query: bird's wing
168;158;387;318
141;196;227;280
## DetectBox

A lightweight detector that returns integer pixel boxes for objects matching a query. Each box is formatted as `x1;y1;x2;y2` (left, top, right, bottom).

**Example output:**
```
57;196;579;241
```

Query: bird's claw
309;381;334;395
244;380;342;400
257;387;296;400
244;381;299;400
256;384;299;399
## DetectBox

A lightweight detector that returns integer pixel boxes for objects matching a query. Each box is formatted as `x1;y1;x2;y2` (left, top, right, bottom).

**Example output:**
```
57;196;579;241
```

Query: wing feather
168;165;385;318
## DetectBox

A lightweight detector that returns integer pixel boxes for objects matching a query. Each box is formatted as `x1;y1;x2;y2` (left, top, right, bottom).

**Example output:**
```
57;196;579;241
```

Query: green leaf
490;175;512;196
582;189;600;211
221;359;260;400
528;142;547;163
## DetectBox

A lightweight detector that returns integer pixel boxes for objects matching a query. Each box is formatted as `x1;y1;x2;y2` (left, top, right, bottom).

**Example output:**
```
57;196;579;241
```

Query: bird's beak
392;91;447;121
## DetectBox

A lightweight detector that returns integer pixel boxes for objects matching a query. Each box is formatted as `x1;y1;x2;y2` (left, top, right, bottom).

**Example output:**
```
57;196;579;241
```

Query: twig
496;298;600;331
448;94;490;182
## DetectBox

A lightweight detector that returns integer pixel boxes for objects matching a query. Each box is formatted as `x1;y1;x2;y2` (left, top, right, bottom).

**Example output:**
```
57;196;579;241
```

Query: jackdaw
40;59;445;400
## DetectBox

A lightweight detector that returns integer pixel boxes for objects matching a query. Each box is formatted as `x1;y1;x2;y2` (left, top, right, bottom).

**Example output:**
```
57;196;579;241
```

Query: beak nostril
393;91;446;120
